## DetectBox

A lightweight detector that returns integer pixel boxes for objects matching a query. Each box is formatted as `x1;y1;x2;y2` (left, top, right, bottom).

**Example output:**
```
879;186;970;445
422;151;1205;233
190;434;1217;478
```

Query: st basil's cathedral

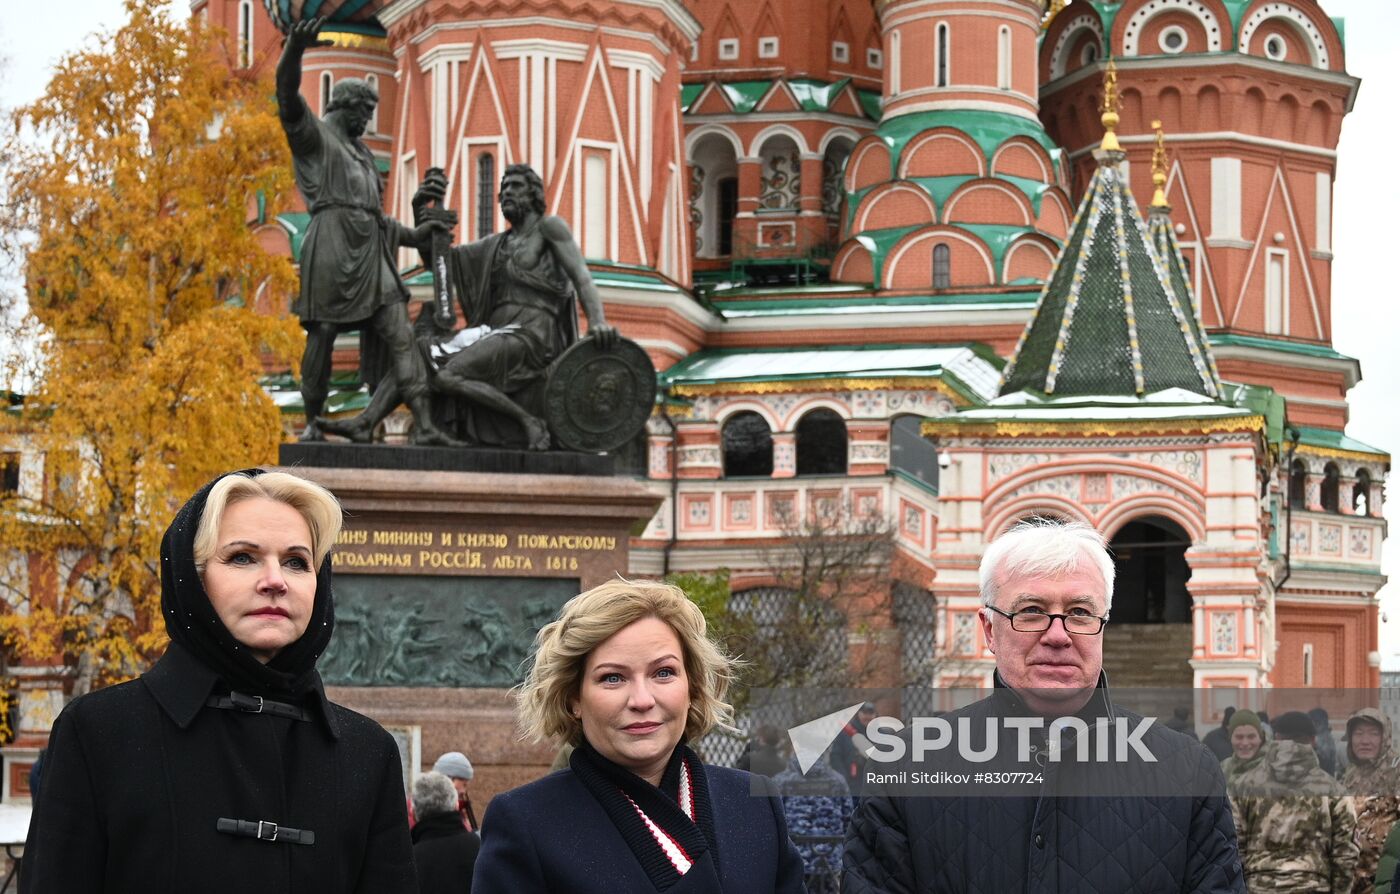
203;0;1387;704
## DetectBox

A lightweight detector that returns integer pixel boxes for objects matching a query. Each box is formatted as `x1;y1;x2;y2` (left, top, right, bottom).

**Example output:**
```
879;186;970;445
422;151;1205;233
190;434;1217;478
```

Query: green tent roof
1149;205;1222;389
999;148;1220;399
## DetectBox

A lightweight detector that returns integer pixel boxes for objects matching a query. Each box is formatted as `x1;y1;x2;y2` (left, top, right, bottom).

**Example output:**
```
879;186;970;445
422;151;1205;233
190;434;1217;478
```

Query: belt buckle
256;820;279;842
229;692;264;713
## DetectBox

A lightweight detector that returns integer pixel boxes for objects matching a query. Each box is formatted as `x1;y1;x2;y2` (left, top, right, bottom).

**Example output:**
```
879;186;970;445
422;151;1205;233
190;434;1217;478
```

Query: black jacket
842;674;1245;893
20;643;416;893
472;764;805;893
413;810;479;894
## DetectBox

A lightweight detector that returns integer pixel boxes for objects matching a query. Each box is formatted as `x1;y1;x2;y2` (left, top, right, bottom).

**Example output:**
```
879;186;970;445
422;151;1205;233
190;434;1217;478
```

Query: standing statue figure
276;17;453;444
321;165;618;449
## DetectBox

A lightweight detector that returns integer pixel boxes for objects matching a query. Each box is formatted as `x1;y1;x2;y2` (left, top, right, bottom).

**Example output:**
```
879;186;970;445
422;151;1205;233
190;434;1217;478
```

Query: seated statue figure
320;164;617;449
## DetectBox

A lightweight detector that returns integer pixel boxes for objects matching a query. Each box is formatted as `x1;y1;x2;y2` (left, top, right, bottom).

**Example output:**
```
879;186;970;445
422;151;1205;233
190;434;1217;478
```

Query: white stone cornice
380;0;701;42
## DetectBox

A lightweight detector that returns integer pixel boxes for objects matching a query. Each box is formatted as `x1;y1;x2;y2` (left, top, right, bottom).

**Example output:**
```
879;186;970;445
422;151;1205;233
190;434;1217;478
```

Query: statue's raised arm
276;17;332;126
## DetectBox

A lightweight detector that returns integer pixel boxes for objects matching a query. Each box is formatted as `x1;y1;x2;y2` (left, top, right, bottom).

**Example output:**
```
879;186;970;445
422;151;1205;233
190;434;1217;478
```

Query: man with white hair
411;772;480;894
843;517;1245;892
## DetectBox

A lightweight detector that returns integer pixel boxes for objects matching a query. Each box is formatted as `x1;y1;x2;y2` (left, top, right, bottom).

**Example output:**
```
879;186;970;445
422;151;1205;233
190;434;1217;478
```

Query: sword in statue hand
421;166;458;331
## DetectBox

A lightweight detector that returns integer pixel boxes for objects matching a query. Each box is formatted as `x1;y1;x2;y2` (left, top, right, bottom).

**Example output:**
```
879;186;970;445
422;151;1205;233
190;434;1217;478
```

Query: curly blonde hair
516;579;737;746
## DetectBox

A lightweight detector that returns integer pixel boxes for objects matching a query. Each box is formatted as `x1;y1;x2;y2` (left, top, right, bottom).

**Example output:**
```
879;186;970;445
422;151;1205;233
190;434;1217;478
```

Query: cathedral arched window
1288;459;1306;509
998;26;1012;90
722;412;773;478
319;72;333;115
365;74;379;134
795;409;847;476
1354;469;1372;516
237;1;254;69
1320;462;1340;513
933;243;951;289
936;24;950;87
477;154;496;238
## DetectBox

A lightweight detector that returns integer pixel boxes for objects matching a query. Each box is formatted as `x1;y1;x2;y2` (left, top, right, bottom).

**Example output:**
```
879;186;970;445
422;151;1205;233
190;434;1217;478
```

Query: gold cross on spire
1151;119;1170;209
1099;55;1121;153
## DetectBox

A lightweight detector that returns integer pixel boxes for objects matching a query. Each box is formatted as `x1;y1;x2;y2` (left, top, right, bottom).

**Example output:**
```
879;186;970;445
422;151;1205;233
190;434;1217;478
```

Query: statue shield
544;336;655;452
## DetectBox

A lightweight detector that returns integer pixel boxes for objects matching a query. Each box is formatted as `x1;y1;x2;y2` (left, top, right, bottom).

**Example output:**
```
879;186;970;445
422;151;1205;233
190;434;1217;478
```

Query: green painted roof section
1221;381;1286;445
1332;17;1346;51
681;83;705;112
276;212;311;263
1206;333;1355;362
936;388;1255;426
847;173;1059;232
263;373;370;416
873;110;1061;174
849;222;1051;285
660;343;1004;403
858;89;883;122
1000;154;1220;400
689;78;874;118
1296;425;1389;459
713;291;1039;314
788;78;854;113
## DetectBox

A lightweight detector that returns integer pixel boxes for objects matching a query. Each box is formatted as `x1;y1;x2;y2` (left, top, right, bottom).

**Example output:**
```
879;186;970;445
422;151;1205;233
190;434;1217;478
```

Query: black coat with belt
19;642;417;893
412;810;480;894
471;764;806;893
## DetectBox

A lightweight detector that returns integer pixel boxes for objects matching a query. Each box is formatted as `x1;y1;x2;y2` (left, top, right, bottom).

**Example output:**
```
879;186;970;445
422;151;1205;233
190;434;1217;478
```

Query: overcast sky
4;0;1399;663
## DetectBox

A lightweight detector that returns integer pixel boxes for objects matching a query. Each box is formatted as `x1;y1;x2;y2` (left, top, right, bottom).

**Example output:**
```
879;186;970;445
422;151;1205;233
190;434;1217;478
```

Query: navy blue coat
843;676;1245;893
472;764;806;893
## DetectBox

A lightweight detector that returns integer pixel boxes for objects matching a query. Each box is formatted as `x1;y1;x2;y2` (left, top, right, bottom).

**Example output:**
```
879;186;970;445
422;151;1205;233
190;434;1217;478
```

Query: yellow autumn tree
0;1;303;693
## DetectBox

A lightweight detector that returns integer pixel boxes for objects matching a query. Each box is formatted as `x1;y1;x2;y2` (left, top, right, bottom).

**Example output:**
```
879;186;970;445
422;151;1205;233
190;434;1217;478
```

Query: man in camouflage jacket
1344;708;1400;894
1230;710;1358;893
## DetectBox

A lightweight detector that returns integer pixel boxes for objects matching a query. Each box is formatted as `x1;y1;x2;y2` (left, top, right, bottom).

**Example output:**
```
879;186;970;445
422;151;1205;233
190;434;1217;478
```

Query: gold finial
1150;119;1170;209
1042;0;1069;32
1099;55;1121;153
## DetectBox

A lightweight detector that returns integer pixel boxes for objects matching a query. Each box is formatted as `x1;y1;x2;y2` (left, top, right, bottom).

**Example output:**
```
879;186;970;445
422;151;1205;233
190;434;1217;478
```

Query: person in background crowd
1230;710;1357;893
1222;709;1267;783
412;772;480;894
433;751;479;832
473;579;805;892
21;470;417;893
831;703;877;787
737;725;788;778
843;518;1243;892
774;748;853;894
1203;707;1237;762
1343;708;1400;894
1259;711;1274;740
1164;706;1199;741
1312;708;1341;777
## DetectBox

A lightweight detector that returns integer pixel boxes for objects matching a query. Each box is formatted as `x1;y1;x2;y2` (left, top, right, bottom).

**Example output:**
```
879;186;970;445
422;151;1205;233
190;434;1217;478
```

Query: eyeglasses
985;605;1108;636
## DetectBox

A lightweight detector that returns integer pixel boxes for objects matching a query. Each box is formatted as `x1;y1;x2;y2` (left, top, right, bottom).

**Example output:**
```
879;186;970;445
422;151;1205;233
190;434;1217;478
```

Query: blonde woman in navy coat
473;580;806;893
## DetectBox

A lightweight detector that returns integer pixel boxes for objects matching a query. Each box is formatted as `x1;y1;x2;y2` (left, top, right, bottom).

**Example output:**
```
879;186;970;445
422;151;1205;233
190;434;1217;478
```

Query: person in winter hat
1343;707;1400;894
1230;710;1358;893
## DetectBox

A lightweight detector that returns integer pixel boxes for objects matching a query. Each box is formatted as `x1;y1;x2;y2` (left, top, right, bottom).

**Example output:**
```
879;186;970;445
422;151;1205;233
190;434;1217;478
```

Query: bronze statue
320;164;620;449
276;17;452;444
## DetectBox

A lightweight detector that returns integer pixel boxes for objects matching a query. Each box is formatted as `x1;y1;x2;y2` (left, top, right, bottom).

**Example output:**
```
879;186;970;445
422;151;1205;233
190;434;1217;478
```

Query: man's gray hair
326;78;378;114
412;771;459;819
978;517;1115;611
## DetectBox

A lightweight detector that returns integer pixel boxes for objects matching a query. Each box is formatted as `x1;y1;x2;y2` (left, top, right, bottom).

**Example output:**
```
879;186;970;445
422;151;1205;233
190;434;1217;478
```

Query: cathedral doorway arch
1101;515;1195;697
1107;515;1193;623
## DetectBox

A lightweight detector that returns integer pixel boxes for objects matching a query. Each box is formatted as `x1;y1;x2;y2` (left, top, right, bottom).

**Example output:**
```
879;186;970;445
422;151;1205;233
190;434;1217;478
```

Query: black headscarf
160;468;335;698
